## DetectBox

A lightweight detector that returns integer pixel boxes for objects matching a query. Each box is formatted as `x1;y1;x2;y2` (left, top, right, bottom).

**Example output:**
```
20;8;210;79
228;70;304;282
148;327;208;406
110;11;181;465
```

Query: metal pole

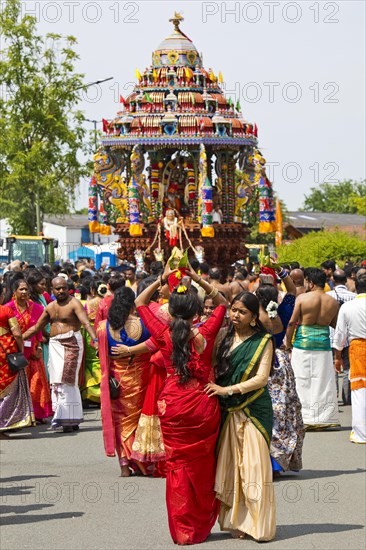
36;190;41;235
85;119;100;150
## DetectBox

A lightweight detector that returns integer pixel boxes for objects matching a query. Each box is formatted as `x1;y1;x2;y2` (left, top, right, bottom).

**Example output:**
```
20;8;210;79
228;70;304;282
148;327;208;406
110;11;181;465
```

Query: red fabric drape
137;304;226;545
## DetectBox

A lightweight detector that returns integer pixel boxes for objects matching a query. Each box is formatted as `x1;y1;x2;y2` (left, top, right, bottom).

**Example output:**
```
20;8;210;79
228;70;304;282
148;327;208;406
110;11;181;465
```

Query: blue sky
31;0;366;211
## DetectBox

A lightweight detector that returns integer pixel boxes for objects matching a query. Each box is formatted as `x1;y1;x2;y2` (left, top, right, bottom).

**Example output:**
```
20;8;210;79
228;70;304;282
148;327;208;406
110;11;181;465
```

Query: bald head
333;269;347;286
52;276;68;288
52;276;70;302
290;269;304;287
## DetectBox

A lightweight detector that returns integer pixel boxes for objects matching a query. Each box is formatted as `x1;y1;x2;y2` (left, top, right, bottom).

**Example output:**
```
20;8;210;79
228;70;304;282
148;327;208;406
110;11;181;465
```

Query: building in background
285;212;365;240
43;215;113;261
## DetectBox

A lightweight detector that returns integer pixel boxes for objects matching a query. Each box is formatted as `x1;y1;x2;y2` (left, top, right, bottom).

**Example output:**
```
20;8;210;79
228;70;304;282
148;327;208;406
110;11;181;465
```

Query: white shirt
332;294;366;350
327;285;356;304
327;285;356;347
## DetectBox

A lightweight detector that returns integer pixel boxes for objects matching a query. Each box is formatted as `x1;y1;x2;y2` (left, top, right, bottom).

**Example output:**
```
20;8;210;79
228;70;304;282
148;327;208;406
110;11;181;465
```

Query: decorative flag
201;177;214;238
119;95;125;104
144;92;153;103
235;100;241;112
275;199;283;247
128;176;143;236
253;123;258;137
135;68;142;81
102;118;109;133
218;71;223;83
88;176;100;233
227;97;233;107
99;199;111;235
258;175;276;233
209;70;216;82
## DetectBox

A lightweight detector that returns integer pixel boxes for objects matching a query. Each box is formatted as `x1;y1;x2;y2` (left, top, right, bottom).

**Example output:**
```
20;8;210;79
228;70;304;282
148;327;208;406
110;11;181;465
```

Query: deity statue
162;208;182;247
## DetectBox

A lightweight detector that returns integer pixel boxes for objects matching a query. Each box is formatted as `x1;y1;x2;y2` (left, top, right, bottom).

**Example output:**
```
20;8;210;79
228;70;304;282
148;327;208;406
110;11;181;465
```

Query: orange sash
349;339;366;391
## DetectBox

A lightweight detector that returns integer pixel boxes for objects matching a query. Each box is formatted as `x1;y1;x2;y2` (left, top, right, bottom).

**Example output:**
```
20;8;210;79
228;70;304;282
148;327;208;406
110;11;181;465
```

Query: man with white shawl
23;277;98;432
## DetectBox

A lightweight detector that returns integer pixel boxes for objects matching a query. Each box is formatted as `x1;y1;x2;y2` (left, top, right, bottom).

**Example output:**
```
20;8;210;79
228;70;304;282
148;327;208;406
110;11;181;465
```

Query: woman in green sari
205;292;276;541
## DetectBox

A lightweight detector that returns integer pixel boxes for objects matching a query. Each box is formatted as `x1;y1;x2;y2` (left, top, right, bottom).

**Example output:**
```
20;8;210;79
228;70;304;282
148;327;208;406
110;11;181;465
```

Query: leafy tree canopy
302;180;366;215
276;231;366;268
0;0;91;235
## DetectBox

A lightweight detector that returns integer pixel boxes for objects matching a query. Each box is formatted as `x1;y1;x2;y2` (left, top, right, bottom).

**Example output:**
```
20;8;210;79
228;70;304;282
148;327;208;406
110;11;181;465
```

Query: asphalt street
1;395;365;550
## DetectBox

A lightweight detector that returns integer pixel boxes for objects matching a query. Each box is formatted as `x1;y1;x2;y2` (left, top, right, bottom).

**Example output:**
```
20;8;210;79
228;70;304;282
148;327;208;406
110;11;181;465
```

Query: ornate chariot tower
88;13;275;266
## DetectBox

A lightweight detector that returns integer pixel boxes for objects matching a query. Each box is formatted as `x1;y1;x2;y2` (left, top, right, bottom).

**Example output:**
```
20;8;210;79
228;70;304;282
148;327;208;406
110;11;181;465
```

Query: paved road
1;397;365;550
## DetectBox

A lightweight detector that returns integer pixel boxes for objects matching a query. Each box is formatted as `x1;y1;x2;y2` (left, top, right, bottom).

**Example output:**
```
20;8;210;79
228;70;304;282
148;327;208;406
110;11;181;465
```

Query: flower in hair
177;284;188;294
266;300;279;319
97;283;108;297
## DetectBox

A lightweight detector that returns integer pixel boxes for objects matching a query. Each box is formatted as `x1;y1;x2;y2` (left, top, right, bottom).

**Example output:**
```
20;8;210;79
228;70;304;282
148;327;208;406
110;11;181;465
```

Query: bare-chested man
286;268;340;429
209;267;232;302
230;271;249;299
23;277;97;433
290;268;306;296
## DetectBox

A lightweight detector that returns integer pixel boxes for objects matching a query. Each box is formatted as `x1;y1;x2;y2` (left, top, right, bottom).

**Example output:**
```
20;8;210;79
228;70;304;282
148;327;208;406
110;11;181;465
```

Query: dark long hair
2;272;25;304
136;276;159;302
256;285;279;310
168;289;200;384
107;287;135;330
216;292;268;379
25;269;45;304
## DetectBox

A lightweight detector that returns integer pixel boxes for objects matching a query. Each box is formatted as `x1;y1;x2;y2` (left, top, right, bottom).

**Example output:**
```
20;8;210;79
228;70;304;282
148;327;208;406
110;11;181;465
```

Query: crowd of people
0;254;365;544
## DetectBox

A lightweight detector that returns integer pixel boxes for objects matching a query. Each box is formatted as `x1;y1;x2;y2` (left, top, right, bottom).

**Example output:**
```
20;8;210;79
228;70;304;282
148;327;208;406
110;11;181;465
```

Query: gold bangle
207;287;218;299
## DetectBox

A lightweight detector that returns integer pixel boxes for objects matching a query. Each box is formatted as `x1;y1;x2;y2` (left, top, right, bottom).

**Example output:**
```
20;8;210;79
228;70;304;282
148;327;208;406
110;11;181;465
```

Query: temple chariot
88;13;276;268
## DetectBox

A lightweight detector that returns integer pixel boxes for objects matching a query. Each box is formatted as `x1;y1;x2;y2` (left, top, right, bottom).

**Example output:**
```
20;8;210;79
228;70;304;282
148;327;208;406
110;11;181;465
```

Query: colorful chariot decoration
88;13;276;267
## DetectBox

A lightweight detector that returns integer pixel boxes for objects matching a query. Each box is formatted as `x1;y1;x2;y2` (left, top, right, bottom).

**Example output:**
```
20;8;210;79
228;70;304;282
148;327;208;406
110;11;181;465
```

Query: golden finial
169;12;184;31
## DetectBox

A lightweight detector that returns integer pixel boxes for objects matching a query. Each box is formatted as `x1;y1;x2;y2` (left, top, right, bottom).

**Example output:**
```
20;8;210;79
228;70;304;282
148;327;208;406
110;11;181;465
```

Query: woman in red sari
0;282;35;435
135;263;227;546
6;279;52;421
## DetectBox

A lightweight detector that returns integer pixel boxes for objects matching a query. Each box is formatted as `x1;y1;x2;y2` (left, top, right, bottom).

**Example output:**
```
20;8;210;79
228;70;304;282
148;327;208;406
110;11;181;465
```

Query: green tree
276;231;366;267
302;180;366;214
0;0;91;235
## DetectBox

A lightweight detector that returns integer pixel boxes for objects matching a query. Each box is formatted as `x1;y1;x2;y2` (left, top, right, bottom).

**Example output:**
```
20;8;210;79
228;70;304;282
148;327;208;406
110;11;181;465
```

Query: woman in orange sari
6;278;52;421
97;287;151;476
0;282;35;435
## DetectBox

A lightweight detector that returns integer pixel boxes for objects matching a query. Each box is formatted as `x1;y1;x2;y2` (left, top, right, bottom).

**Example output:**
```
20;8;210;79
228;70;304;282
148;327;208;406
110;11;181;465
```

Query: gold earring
250;319;256;327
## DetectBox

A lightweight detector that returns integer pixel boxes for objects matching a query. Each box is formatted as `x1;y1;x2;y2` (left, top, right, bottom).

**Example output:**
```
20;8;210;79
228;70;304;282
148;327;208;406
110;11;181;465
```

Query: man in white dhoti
23;278;98;433
333;273;366;443
286;268;340;429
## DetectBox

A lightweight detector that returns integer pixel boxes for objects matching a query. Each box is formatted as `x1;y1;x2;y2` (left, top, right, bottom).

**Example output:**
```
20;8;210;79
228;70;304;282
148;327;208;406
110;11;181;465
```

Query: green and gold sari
215;332;276;541
218;332;273;448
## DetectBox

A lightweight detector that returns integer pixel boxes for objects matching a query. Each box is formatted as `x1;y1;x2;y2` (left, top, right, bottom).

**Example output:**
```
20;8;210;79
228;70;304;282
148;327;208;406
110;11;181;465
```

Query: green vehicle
244;244;269;263
6;235;58;266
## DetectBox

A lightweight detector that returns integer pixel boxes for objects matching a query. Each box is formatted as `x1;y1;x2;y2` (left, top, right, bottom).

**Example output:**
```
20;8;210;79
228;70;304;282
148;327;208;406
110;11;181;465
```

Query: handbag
6;352;29;373
109;376;121;399
0;340;29;373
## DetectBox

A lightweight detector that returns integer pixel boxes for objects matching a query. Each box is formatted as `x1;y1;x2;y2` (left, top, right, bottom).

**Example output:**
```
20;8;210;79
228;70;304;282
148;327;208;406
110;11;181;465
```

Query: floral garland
266;301;278;319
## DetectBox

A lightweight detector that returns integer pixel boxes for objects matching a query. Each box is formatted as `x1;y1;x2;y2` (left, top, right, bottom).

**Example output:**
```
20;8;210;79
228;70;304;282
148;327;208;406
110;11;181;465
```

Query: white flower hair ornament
266;301;279;319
